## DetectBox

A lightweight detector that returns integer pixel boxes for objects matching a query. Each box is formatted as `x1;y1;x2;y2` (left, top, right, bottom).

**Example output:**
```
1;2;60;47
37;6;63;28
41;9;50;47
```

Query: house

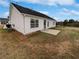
10;3;56;35
0;18;9;25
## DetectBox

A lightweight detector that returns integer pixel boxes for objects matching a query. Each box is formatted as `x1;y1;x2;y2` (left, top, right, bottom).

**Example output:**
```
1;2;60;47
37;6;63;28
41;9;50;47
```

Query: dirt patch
75;40;79;47
57;41;73;55
21;42;59;55
0;27;79;59
21;41;73;56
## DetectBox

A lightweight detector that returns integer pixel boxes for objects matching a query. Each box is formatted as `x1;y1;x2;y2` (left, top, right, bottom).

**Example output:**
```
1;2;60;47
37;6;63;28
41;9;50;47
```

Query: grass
0;29;12;33
0;26;79;59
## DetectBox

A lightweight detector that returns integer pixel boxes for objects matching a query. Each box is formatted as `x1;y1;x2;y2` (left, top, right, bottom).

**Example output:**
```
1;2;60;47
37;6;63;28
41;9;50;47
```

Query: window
47;21;49;27
31;19;35;28
36;20;39;27
30;19;39;28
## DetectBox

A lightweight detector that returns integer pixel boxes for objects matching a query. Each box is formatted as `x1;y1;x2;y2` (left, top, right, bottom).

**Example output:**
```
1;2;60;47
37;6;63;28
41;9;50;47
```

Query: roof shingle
12;3;55;20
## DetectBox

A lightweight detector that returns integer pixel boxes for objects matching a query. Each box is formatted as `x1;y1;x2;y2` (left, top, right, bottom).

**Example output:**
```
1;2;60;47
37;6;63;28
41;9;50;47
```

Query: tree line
57;19;79;27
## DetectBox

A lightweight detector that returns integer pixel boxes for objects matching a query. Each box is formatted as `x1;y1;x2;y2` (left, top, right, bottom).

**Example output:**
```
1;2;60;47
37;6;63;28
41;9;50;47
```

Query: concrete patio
41;29;60;35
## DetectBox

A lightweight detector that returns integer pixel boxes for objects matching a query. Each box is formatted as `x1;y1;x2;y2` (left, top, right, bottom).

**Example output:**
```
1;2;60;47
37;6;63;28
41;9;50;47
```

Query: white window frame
30;19;39;28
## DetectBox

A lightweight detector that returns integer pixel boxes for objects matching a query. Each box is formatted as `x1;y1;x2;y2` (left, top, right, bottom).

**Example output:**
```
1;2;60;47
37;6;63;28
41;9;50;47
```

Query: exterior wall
10;5;25;34
46;20;56;29
24;14;56;34
24;17;44;34
10;4;56;35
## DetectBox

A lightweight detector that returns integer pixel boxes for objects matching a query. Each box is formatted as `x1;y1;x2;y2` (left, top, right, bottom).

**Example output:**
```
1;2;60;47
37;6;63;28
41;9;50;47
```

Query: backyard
0;26;79;59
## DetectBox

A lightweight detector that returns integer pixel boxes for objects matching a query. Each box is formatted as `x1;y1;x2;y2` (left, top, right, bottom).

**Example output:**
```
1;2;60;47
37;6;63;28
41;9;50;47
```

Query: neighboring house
0;18;8;25
10;3;56;35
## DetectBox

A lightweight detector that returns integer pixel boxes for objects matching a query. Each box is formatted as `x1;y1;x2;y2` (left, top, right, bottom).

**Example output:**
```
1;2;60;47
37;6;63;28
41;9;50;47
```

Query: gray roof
12;3;56;21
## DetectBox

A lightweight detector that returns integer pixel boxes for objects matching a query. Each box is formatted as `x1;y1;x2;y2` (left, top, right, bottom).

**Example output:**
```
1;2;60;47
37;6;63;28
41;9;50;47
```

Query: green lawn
0;27;79;59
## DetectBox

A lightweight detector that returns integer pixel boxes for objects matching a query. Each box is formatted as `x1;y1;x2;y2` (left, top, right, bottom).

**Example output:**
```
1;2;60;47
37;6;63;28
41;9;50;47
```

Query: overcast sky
0;0;79;21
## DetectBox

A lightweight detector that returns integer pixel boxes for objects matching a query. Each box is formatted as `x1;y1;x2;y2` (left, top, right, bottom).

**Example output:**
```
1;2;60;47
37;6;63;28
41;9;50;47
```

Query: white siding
45;20;56;29
24;15;56;34
10;5;25;34
24;17;44;34
10;4;56;35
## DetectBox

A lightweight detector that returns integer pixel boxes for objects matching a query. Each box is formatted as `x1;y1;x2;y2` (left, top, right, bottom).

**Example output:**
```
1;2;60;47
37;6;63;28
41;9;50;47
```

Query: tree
69;19;75;23
63;20;68;26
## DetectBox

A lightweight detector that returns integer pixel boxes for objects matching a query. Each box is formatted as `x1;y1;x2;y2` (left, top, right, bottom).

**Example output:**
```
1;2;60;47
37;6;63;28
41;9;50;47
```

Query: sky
0;0;79;21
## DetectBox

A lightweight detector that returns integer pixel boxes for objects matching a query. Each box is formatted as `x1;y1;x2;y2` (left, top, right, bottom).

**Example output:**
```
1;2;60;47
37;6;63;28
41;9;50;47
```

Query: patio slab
41;29;60;35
